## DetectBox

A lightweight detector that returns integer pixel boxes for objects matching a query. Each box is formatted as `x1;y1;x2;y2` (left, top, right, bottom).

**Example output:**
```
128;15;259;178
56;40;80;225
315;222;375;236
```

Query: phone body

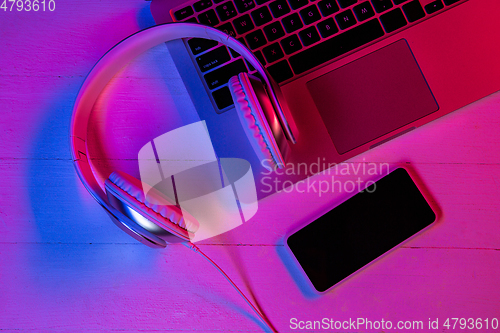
285;167;439;293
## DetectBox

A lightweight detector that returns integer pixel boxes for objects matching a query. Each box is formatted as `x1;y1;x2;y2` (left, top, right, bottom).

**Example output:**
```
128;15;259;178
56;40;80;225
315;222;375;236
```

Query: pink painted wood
1;1;499;331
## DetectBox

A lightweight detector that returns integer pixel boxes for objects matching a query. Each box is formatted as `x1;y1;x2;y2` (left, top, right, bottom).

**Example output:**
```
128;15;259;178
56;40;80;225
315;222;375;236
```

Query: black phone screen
286;168;436;292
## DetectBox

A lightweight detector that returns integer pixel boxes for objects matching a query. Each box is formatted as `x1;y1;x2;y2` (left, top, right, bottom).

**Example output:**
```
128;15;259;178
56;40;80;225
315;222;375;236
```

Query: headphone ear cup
228;73;286;169
104;171;198;243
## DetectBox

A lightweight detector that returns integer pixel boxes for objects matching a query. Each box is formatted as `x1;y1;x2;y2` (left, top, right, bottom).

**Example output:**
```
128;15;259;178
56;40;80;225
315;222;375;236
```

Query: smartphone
286;167;438;293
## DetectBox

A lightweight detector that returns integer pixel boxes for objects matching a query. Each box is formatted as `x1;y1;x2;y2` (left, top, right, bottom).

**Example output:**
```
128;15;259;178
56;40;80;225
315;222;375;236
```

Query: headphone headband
70;23;294;246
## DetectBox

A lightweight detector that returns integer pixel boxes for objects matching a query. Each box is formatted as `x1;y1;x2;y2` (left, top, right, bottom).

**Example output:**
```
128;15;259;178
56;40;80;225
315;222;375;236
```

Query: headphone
70;23;296;248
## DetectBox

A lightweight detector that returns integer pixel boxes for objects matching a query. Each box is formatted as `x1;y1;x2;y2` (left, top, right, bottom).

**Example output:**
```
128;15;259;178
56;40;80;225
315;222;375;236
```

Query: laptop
149;0;500;197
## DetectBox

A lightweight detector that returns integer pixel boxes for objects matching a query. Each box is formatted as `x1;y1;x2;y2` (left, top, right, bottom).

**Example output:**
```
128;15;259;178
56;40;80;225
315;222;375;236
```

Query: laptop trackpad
307;40;438;154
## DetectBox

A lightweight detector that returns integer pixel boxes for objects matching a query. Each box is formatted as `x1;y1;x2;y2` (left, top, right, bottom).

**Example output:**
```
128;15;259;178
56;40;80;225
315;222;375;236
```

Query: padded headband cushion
229;73;283;168
105;171;199;234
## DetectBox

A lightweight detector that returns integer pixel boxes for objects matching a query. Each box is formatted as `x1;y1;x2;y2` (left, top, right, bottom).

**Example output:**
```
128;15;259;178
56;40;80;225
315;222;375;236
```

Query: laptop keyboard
169;0;464;112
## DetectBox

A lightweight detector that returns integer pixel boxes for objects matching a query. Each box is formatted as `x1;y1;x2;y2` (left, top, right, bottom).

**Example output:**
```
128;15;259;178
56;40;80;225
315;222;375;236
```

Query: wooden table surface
1;1;499;332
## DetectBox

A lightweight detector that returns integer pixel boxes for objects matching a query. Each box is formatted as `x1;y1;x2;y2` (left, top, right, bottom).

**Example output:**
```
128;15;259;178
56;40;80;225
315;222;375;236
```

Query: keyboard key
264;21;286;41
267;60;294;82
217;22;237;37
214;0;225;3
234;14;255;34
289;19;384;74
288;0;309;10
371;0;392;13
234;0;256;13
196;46;231;72
245;29;268;49
353;1;375;21
424;0;443;14
393;0;409;4
174;6;194;20
298;26;320;46
335;9;356;30
282;13;304;33
263;42;285;63
338;0;357;8
212;86;234;110
300;5;322;25
194;0;213;12
253;50;267;65
317;17;338;37
402;0;425;22
188;38;219;55
205;59;248;89
318;0;340;16
229;38;247;57
251;6;273;26
269;0;291;18
256;0;271;4
216;2;238;21
443;0;460;5
380;7;407;33
198;9;220;26
281;34;302;54
184;17;199;23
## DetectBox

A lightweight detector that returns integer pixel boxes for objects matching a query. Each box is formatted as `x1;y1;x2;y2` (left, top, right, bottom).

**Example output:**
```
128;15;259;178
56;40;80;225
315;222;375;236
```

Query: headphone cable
184;242;278;333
